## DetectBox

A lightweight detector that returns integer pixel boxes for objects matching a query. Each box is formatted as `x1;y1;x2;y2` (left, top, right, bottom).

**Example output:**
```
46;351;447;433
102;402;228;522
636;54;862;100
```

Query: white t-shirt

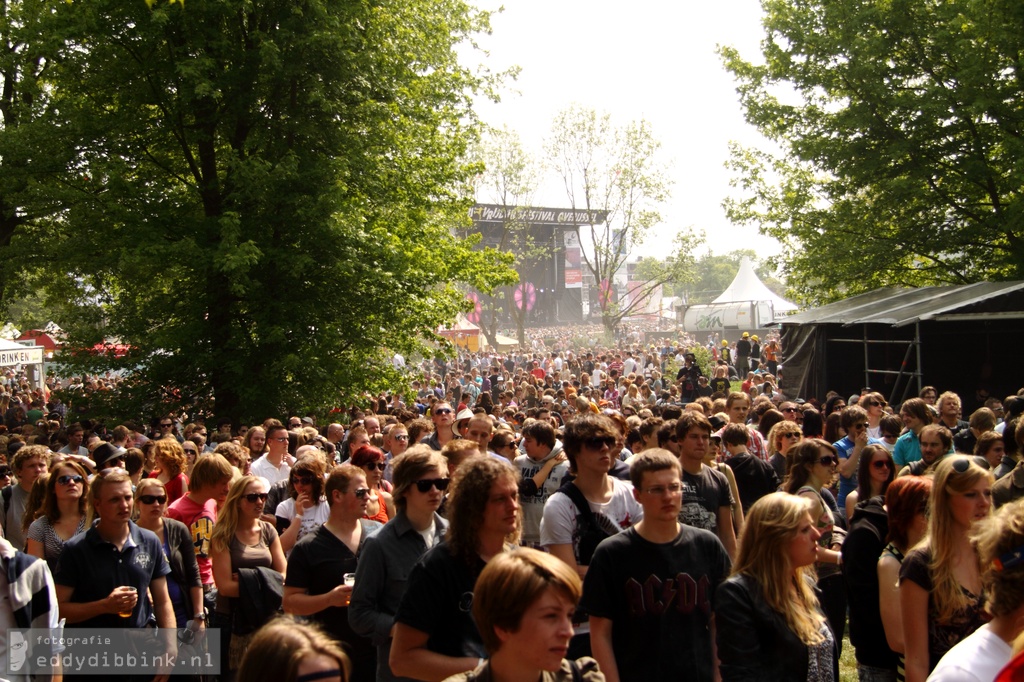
250;455;291;487
539;477;643;555
274;497;330;553
927;624;1011;682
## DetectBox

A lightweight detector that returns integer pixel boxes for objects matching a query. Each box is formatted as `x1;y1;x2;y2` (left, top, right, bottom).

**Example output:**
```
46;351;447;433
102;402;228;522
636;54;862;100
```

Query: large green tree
24;0;511;422
721;0;1024;304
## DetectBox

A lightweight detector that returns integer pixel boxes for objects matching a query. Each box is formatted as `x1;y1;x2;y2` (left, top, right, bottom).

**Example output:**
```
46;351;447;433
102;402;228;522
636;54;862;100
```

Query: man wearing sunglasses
541;414;643;659
251;423;292;487
423;403;456;452
284;465;383;681
834;406;884;513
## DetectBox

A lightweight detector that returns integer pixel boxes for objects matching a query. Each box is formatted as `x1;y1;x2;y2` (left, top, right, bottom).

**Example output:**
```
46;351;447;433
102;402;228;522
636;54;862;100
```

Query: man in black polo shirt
55;469;174;630
283;464;383;682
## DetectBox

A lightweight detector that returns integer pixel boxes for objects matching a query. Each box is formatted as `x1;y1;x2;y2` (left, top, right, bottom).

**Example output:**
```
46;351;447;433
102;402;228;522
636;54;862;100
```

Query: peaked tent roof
712;257;798;312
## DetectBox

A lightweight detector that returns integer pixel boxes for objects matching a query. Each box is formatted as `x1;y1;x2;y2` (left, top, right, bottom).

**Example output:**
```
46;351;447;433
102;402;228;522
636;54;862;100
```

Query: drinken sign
0;346;43;366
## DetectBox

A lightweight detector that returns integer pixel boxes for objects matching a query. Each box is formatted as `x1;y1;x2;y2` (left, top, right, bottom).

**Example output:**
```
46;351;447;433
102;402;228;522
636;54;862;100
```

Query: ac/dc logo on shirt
624;574;711;617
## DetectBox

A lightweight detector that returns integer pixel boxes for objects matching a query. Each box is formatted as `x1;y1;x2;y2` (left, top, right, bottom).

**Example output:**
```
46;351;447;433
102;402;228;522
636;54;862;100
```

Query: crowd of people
0;332;1021;682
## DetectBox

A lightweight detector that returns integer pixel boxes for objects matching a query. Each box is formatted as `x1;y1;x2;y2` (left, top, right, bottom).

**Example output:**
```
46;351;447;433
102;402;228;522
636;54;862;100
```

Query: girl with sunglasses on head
211;475;287;673
351;445;395;523
783;439;847;657
276;457;330;555
135;478;203;631
26;460;90;572
899;456;993;682
349;447;450;682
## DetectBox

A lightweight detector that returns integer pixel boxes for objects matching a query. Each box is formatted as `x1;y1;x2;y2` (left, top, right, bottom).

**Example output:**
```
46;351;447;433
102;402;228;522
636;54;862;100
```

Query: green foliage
11;0;513;422
721;0;1024;306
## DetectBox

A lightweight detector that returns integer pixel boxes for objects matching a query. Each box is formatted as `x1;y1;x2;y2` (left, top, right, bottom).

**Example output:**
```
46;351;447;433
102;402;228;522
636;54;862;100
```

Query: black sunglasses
414;478;451;493
244;492;269;503
57;474;84;486
139;495;167;505
363;462;387;472
0;467;9;477
292;475;316;486
584;436;616;450
819;455;838;466
434;408;452;415
952;457;972;474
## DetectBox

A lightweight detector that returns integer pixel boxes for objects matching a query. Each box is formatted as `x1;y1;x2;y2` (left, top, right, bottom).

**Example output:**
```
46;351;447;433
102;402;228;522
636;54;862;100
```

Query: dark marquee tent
779;281;1024;410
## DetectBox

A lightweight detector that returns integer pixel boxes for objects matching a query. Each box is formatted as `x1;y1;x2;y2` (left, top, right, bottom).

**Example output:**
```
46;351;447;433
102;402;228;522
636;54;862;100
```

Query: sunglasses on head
952;457;972;474
57;474;84;486
584;436;616;450
363;462;387;472
139;495;167;505
244;492;269;503
414;478;450;493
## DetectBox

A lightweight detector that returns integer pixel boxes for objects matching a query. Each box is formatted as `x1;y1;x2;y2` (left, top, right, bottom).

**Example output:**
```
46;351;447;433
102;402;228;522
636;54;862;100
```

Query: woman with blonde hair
929;499;1024;680
899;456;993;681
715;492;838;680
25;460;90;571
211;475;287;672
237;615;350;682
782;440;845;656
148;438;189;504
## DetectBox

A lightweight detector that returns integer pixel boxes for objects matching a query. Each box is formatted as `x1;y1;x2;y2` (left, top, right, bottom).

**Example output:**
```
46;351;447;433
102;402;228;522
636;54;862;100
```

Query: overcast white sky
466;0;783;261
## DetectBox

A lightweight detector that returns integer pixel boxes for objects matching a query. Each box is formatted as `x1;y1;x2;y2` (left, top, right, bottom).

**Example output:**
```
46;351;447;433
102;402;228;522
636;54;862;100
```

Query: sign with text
0;346;43;367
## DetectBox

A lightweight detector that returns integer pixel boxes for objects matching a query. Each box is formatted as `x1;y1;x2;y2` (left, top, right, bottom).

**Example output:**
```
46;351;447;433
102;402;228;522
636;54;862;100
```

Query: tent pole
863;324;870;391
915;322;923;398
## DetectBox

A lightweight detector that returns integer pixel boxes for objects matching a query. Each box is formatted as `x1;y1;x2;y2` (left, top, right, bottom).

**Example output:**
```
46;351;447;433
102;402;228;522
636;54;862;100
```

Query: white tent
712;257;798;313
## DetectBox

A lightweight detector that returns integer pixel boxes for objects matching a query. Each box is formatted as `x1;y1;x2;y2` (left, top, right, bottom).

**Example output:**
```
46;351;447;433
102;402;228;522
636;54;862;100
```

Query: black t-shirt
394;541;487;659
725;453;780;513
581;526;731;682
679;465;734;534
899;546;989;671
709;377;730;395
286;521;382;682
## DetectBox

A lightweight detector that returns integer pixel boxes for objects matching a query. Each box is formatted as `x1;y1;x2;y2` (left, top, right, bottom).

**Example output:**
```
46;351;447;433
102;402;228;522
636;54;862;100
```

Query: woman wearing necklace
26;460;91;572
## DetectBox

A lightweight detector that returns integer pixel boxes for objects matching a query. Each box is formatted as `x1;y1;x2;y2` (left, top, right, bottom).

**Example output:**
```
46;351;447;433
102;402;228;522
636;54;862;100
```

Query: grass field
841;629;857;681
